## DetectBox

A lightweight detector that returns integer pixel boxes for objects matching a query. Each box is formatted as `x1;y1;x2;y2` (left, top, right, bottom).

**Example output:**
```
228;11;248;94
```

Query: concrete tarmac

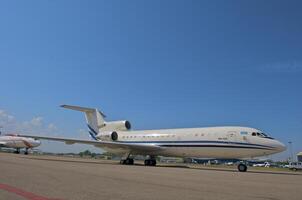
0;153;301;200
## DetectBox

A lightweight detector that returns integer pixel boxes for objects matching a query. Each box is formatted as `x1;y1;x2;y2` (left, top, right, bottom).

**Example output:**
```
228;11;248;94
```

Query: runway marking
0;183;62;200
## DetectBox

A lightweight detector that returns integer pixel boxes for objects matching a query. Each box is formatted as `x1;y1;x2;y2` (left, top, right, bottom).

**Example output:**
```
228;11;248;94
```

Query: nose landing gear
237;163;248;172
14;148;20;154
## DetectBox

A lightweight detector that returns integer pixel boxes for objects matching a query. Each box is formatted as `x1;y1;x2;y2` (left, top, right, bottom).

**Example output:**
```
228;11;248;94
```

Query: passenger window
252;132;256;136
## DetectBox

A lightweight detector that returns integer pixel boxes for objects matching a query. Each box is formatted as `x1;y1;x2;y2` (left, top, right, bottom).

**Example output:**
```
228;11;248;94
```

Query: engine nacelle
101;120;131;131
96;131;118;141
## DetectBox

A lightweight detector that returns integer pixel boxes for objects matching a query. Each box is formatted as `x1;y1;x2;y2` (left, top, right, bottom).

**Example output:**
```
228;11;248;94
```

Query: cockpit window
261;133;268;137
251;132;274;139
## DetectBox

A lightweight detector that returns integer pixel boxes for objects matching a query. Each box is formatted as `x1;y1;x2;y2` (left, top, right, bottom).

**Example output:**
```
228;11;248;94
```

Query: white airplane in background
0;130;41;154
20;105;286;172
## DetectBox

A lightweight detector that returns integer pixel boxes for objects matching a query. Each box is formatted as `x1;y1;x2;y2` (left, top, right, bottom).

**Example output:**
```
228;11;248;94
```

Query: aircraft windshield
252;132;274;139
260;133;267;137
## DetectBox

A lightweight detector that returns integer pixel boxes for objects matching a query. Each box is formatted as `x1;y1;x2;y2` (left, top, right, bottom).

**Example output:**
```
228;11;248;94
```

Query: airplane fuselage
0;135;41;149
98;126;285;159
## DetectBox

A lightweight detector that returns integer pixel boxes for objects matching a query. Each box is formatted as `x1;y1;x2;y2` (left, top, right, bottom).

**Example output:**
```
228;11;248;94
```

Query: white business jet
20;105;286;172
0;130;41;154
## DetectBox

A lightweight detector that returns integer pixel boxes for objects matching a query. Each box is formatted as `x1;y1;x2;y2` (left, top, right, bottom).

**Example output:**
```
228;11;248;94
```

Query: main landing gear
14;148;20;154
24;148;29;155
120;158;134;165
144;156;156;166
119;155;157;167
237;163;248;172
120;153;134;165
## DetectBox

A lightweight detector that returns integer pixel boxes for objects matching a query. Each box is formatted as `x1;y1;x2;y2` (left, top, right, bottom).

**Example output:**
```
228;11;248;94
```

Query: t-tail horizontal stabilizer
61;104;106;139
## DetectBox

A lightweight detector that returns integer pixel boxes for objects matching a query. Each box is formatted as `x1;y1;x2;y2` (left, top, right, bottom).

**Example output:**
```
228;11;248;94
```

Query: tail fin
61;105;106;140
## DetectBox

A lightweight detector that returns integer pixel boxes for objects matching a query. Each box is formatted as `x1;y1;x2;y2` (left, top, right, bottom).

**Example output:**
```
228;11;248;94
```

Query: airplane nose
34;140;41;147
275;140;286;152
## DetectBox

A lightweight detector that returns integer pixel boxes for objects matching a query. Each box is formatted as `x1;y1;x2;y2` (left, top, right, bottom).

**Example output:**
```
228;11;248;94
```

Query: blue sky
0;0;301;159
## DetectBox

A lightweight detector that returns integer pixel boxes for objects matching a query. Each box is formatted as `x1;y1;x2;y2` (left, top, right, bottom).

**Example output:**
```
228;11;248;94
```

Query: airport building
297;152;302;162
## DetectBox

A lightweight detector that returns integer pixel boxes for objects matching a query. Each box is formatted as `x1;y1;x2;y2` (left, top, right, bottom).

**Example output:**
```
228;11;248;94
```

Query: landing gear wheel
144;159;156;166
144;160;149;165
14;149;20;154
120;158;134;165
238;163;247;172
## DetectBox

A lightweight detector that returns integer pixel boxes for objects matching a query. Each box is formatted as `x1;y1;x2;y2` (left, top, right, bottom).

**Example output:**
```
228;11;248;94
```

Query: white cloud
0;110;57;135
30;117;43;126
47;123;57;131
0;110;15;124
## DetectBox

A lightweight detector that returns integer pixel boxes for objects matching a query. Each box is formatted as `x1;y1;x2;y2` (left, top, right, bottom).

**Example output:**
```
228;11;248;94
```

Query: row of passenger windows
121;133;207;139
122;135;176;139
121;132;271;139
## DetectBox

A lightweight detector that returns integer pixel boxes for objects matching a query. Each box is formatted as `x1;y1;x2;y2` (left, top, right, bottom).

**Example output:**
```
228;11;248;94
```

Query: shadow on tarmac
22;156;302;176
187;166;302;176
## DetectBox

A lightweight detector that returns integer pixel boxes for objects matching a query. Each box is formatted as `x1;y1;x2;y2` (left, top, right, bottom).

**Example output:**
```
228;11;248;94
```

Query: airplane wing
18;134;162;154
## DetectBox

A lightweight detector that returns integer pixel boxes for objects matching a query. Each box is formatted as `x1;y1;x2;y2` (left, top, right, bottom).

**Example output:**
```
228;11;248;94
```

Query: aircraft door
228;131;250;143
227;131;240;143
239;131;250;143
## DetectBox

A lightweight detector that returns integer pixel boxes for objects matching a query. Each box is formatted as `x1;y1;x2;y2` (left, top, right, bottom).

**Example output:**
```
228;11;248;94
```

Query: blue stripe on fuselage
118;140;274;149
158;144;274;150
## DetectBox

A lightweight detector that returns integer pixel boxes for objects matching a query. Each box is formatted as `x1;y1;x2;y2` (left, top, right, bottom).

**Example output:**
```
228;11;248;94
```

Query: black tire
125;159;130;165
144;160;150;166
238;164;247;172
122;160;127;164
145;159;156;166
121;158;134;165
